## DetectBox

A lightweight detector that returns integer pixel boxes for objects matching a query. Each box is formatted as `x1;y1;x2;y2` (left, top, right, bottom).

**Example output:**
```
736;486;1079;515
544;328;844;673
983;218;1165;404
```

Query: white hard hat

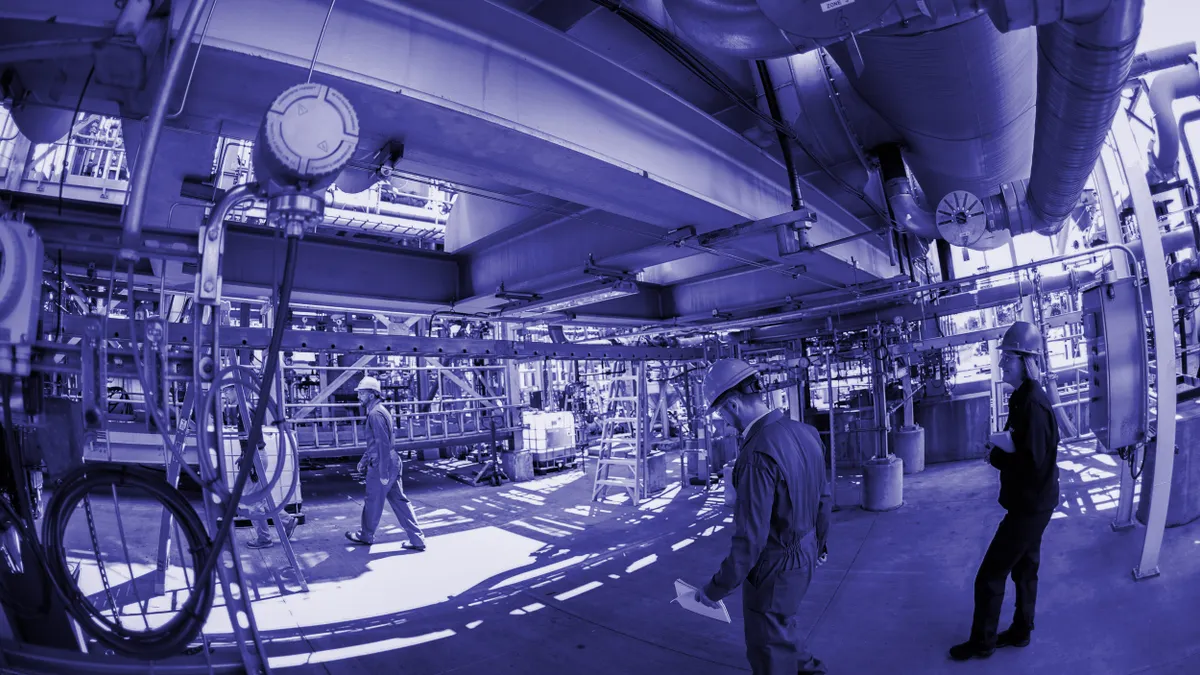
355;376;382;394
702;358;759;412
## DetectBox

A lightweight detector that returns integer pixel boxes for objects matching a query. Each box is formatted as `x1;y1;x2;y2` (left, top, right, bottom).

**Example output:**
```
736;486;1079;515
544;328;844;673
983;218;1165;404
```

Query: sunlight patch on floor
268;628;456;668
204;526;547;634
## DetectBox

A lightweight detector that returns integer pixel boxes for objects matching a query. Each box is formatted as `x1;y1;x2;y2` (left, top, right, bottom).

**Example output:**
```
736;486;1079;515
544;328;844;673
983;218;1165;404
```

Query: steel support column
1112;112;1178;580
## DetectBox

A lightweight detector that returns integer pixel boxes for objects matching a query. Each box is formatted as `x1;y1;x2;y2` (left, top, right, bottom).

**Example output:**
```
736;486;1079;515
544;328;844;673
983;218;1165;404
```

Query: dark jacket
989;379;1060;514
704;409;833;601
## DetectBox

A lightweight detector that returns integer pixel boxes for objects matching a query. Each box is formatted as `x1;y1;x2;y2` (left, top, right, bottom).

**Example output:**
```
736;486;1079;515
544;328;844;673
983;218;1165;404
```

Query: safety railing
289;404;523;456
22;134;130;198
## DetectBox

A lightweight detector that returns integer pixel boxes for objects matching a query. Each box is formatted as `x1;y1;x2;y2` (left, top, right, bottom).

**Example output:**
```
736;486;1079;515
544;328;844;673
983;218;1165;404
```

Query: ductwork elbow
1148;60;1200;177
876;144;939;240
1024;0;1145;229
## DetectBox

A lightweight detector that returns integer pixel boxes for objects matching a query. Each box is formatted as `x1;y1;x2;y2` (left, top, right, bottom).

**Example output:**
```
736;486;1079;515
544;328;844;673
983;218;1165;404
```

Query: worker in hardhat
950;320;1060;661
344;375;427;550
691;358;832;674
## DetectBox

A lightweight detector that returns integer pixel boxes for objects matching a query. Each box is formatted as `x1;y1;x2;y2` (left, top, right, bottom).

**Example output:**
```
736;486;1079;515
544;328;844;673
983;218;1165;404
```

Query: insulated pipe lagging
1148;62;1200;176
1024;0;1144;234
1129;41;1197;79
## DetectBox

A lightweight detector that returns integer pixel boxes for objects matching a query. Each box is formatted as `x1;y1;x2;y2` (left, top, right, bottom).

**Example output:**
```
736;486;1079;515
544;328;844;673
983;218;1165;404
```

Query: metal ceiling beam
57;315;702;361
11;0;894;286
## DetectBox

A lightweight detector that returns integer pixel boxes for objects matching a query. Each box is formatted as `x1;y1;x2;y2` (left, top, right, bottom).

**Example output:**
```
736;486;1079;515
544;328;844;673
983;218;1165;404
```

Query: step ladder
591;364;646;506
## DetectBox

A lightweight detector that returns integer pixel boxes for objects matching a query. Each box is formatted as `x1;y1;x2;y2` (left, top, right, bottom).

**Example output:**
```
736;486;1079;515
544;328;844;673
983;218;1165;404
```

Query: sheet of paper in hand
672;579;731;623
989;430;1015;453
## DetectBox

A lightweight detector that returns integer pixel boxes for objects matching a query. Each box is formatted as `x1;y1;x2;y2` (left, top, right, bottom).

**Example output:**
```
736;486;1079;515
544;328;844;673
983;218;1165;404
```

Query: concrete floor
59;444;1200;674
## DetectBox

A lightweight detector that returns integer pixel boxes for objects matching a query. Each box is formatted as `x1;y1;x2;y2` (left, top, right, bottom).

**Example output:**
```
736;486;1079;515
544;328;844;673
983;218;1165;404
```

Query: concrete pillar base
891;425;926;474
862;455;904;512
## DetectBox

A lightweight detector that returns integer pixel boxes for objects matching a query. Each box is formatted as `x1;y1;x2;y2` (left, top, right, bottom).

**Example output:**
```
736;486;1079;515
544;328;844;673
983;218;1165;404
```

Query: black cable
57;66;95;216
196;234;300;584
41;463;215;659
755;60;802;211
55;251;64;341
0;375;53;616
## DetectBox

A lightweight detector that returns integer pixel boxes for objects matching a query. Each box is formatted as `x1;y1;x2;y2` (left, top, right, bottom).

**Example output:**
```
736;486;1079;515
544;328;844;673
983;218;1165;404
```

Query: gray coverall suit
357;400;426;546
703;409;833;674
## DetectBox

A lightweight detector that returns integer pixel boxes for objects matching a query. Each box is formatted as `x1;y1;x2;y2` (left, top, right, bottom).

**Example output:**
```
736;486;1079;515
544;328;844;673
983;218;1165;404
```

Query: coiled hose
40;463;215;659
197;365;301;516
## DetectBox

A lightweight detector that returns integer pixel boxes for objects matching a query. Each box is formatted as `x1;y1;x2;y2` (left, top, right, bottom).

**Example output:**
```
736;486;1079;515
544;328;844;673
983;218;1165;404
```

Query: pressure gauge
935;190;987;248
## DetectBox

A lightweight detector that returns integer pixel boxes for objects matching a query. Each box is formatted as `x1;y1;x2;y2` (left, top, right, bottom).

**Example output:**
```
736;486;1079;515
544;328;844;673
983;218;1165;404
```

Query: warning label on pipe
820;0;855;11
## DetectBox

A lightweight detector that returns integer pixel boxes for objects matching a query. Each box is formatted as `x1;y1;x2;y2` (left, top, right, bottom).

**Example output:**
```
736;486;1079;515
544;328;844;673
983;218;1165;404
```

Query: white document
673;579;731;623
989;430;1015;454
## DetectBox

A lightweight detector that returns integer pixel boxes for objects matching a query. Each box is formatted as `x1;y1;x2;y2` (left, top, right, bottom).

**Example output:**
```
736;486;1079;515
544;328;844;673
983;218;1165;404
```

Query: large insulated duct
826;15;1036;213
659;0;1143;245
661;0;982;57
1148;60;1200;177
1015;0;1144;235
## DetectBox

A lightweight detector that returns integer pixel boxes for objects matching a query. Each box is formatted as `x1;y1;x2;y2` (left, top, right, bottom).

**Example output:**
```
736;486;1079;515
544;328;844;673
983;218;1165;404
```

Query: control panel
1082;276;1149;453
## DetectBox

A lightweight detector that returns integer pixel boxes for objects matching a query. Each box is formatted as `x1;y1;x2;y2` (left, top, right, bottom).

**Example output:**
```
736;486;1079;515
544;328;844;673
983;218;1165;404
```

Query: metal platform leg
153;386;196;595
194;315;273;674
250;450;308;593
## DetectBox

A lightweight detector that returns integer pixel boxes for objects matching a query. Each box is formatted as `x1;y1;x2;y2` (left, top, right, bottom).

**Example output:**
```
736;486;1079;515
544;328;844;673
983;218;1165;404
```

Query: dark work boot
949;641;995;661
997;628;1031;648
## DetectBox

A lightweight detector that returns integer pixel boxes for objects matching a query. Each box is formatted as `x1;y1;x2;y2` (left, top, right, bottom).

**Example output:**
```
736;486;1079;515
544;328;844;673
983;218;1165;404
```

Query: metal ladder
591;364;646;505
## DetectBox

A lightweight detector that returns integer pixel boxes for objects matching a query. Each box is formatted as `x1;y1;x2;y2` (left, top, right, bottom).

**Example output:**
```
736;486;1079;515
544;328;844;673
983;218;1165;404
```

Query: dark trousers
970;510;1053;647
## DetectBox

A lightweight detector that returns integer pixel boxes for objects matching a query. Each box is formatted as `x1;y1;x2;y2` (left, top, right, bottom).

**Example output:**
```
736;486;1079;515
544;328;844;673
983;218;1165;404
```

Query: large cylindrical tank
1136;406;1200;528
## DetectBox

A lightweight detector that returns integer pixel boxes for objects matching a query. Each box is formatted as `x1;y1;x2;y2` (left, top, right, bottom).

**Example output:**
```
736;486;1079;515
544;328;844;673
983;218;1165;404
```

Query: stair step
595;478;636;487
597;458;637;467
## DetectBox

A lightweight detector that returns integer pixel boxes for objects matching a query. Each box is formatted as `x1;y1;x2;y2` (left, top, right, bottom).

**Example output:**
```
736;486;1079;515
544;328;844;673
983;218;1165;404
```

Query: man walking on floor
344;376;427;550
692;358;833;674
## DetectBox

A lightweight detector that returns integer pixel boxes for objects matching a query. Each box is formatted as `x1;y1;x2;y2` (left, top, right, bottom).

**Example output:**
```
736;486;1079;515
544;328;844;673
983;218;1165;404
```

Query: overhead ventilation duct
660;0;982;57
7;103;74;144
1016;0;1144;235
659;0;1144;247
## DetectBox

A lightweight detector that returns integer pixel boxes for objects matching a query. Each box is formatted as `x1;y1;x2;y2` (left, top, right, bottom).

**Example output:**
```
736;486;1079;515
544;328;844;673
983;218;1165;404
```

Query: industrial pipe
1183;111;1200;198
877;145;939;239
1129;41;1197;79
119;0;215;261
1148;61;1200;177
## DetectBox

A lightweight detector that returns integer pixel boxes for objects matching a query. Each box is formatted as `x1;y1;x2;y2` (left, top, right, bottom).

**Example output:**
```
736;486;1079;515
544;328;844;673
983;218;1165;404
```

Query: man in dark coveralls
693;358;833;674
950;321;1060;661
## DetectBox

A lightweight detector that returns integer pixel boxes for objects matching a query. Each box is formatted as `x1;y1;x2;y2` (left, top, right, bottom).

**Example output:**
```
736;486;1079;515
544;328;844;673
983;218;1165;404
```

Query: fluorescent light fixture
510;280;639;316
